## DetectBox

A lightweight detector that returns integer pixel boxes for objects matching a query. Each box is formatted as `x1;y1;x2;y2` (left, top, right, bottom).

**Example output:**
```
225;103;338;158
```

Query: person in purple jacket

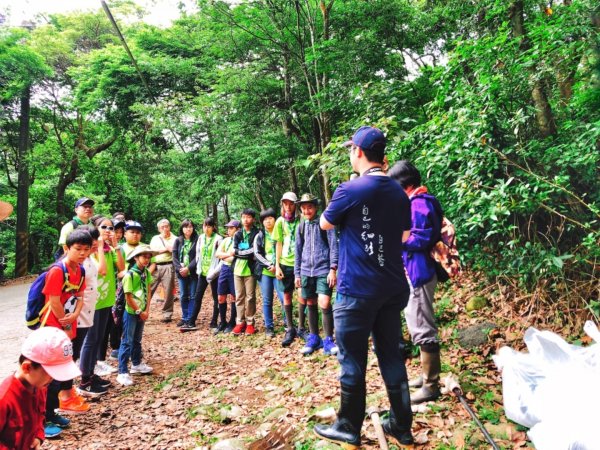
389;160;443;404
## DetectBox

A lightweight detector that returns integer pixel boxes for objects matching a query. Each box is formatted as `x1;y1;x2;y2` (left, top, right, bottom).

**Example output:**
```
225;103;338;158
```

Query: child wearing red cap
0;327;81;448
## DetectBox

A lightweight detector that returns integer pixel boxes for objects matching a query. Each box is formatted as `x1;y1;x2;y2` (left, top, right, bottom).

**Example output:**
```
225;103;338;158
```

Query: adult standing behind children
294;194;339;356
273;192;303;347
314;126;414;448
0;327;81;447
57;197;94;254
149;219;177;323
389;160;443;404
172;219;200;331
231;209;260;335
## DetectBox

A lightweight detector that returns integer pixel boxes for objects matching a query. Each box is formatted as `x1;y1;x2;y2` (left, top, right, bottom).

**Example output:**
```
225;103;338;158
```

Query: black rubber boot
382;382;414;448
314;384;365;449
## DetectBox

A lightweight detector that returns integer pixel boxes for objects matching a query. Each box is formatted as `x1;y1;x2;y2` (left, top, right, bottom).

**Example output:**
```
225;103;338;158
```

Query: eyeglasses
99;225;115;231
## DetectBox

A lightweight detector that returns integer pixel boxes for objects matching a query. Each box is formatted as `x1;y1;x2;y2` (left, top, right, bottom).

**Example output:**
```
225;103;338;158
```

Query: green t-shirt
217;237;234;267
122;265;152;314
94;249;118;310
233;229;253;277
262;230;276;278
272;216;299;267
200;234;217;276
58;217;86;246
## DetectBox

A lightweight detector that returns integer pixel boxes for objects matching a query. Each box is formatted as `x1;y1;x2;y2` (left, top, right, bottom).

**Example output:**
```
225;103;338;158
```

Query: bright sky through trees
0;0;196;27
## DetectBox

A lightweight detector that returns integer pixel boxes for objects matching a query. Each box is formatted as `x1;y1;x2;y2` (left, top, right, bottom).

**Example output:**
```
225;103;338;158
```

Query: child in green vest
116;245;157;386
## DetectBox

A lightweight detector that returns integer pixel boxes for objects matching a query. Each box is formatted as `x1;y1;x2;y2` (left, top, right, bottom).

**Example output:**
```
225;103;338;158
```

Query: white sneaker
101;361;118;374
130;362;153;375
94;362;112;377
116;373;134;386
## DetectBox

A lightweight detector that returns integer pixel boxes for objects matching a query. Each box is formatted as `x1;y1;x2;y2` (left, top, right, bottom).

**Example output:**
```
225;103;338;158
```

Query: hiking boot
77;381;108;398
58;394;90;414
297;328;309;341
411;350;441;404
323;336;339;356
301;334;323;355
92;374;112;388
281;327;297;347
245;324;256;335
232;323;246;335
44;422;63;438
213;322;227;335
47;412;70;428
176;319;186;327
265;327;275;338
314;383;365;450
109;349;119;360
116;373;134;386
130;362;153;375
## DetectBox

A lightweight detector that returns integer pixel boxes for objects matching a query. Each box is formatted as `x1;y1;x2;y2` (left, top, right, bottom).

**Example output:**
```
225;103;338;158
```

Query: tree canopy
0;0;598;316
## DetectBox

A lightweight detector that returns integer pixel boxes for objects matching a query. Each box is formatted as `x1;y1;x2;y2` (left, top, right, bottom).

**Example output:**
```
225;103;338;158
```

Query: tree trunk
289;166;299;194
15;87;31;277
510;0;557;138
55;157;79;227
255;184;266;211
222;195;230;223
211;203;218;228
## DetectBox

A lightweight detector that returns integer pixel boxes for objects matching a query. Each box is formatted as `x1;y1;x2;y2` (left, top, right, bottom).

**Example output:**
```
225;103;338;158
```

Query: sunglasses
99;225;115;231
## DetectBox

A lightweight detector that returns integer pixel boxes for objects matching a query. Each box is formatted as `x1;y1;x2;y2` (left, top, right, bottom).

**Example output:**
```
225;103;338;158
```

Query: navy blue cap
125;220;143;231
75;197;94;208
343;126;386;152
112;218;126;229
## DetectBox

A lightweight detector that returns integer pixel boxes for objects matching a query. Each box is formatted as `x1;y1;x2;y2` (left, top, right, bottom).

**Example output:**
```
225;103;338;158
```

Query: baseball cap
125;220;143;231
343;126;387;152
224;220;241;228
21;327;81;381
74;197;95;208
112;218;126;229
281;192;298;203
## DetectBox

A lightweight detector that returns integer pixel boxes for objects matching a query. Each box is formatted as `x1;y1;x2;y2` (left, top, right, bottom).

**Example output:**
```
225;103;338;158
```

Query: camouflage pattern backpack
430;216;461;282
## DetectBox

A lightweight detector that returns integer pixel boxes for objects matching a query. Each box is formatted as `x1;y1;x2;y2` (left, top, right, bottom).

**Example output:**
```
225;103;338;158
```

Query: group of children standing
180;193;339;357
1;190;340;447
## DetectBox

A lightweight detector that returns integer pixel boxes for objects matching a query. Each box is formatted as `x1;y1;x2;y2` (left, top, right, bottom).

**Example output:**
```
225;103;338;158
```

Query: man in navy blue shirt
314;126;415;449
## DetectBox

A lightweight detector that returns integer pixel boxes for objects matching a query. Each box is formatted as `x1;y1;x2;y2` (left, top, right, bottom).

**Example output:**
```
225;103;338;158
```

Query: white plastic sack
493;320;600;450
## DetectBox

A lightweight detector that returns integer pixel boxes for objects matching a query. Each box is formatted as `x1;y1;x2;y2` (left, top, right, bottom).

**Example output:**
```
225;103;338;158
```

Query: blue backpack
26;261;86;330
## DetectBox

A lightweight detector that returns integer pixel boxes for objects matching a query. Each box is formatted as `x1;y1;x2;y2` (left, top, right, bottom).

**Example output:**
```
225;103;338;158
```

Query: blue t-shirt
323;175;411;298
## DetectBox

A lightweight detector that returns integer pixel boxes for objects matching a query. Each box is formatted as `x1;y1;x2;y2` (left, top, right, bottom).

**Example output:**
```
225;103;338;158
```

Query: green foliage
0;0;597;315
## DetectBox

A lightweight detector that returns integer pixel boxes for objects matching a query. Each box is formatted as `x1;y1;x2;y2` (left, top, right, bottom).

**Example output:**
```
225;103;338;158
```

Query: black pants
190;275;218;325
